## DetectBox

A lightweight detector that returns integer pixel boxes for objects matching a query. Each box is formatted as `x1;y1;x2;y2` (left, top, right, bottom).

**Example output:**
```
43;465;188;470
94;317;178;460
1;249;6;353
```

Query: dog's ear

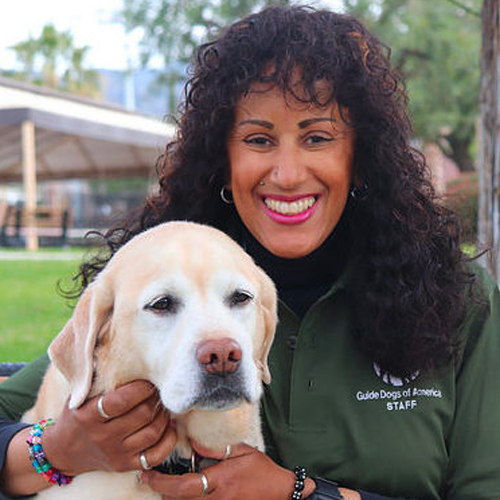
256;267;278;384
48;279;113;409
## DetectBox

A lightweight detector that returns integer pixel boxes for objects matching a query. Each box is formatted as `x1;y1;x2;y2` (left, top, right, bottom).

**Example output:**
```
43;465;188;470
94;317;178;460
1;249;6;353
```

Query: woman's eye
244;136;271;146
145;295;180;314
306;135;333;145
228;290;254;307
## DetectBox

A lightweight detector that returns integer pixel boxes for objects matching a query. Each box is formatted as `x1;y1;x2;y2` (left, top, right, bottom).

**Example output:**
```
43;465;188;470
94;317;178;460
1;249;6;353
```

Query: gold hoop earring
220;186;234;204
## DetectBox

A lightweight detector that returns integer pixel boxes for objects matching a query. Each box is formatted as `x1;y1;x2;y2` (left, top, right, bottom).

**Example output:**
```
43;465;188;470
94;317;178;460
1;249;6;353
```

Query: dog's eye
228;290;254;308
145;295;179;314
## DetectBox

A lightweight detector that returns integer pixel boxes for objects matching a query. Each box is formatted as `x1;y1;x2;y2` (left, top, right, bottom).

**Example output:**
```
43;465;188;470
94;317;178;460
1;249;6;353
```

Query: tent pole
21;120;38;251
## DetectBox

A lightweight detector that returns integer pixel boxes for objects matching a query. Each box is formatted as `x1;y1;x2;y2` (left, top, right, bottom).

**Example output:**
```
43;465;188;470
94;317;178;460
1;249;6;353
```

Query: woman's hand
141;440;361;500
140;442;316;500
1;380;176;496
44;380;176;476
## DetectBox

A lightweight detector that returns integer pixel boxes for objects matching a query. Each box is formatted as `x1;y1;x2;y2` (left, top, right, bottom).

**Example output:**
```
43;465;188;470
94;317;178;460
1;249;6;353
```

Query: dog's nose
196;338;242;375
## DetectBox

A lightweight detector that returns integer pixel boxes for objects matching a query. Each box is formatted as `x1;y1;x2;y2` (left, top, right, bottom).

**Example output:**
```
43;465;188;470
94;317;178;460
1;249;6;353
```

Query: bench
0;204;72;247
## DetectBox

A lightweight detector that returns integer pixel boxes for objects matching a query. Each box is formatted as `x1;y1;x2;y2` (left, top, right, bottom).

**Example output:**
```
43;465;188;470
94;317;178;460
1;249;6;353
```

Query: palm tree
64;46;100;98
7;23;99;98
8;38;39;83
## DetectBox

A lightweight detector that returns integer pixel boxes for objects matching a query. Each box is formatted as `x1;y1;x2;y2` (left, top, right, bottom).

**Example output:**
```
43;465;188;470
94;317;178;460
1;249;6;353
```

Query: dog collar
154;451;218;475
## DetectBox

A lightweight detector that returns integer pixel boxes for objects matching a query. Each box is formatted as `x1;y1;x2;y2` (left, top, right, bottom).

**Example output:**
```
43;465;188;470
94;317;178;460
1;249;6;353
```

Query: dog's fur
23;222;277;500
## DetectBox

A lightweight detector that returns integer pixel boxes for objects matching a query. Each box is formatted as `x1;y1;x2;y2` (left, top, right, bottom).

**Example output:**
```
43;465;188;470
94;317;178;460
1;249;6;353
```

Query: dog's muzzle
193;371;250;409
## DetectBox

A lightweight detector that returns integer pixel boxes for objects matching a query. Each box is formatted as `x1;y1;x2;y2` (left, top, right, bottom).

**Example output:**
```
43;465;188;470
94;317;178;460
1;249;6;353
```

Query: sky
0;0;345;72
0;0;137;70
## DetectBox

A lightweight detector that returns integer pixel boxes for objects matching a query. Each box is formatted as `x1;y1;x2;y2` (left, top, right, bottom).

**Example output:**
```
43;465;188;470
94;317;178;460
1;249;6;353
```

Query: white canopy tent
0;77;174;250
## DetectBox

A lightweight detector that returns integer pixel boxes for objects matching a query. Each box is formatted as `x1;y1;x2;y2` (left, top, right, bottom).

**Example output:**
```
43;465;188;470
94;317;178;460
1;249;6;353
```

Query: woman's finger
122;406;170;452
189;441;256;461
105;395;165;440
136;424;177;469
141;470;212;498
89;380;157;420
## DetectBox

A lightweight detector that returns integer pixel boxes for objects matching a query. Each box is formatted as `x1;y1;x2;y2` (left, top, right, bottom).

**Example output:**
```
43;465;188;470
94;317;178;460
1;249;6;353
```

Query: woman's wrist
0;427;50;496
292;471;360;500
27;419;73;485
42;423;76;476
303;477;316;497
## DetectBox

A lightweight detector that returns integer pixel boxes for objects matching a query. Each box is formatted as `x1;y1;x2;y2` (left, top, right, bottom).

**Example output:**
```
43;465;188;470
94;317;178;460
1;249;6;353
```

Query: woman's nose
271;147;307;189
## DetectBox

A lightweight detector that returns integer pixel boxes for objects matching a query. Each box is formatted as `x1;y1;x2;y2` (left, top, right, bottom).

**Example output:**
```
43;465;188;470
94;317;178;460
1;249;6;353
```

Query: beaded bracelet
291;465;307;499
27;419;73;486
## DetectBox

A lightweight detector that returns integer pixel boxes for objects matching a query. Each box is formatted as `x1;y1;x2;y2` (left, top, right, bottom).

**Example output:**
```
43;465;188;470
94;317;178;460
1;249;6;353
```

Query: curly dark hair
76;5;475;378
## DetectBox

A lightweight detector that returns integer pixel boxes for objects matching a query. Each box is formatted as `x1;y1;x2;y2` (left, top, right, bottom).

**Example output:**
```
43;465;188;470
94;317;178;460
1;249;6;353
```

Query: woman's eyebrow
298;117;337;128
238;119;274;129
237;117;336;129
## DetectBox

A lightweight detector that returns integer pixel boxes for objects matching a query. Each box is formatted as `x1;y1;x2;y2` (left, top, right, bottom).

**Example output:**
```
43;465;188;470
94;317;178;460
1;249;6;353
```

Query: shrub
444;172;478;244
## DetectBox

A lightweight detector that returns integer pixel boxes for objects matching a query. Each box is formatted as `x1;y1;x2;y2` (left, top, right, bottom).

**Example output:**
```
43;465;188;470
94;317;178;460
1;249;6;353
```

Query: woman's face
227;86;355;258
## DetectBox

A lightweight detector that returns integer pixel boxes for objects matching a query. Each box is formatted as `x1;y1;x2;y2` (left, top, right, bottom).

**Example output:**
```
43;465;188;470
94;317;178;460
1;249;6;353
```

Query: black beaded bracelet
291;465;307;500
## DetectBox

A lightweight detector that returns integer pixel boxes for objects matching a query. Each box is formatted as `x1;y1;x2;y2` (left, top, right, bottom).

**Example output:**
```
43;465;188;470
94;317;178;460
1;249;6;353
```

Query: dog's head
49;222;277;414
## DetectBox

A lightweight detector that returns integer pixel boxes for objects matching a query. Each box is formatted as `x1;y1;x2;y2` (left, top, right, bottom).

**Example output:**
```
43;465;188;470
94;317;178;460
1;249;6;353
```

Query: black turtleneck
241;215;350;318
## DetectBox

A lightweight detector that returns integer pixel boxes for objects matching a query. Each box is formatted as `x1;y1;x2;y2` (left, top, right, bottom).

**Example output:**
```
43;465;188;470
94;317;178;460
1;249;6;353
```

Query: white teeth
264;196;316;215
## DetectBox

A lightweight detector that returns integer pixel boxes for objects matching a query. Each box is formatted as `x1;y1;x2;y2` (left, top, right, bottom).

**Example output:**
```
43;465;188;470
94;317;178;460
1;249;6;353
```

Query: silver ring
223;444;232;459
200;473;209;496
190;450;196;472
97;395;111;420
139;453;152;470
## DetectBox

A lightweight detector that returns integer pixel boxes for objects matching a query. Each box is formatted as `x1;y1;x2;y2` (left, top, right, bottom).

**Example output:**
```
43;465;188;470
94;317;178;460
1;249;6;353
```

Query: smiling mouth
263;196;317;216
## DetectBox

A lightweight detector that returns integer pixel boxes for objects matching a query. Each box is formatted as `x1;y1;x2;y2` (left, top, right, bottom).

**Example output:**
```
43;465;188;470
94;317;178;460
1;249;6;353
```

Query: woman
1;5;499;500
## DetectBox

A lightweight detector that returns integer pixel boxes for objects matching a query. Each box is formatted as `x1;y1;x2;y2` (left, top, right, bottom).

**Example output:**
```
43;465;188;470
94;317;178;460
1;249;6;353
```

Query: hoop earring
220;186;234;204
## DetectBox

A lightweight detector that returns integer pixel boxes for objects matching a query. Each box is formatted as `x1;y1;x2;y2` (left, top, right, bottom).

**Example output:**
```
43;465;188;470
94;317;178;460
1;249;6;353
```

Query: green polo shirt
262;268;500;500
1;269;499;500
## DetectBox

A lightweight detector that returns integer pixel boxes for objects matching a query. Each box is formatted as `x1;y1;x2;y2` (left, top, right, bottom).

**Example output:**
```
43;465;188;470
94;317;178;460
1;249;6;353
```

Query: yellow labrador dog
24;221;277;500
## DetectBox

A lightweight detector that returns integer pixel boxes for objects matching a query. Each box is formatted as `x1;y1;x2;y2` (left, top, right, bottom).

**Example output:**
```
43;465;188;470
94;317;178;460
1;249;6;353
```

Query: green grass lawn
0;247;86;253
0;257;85;362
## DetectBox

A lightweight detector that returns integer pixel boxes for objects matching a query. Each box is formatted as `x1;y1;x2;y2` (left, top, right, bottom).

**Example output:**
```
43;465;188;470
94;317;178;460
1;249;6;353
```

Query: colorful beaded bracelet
27;419;73;486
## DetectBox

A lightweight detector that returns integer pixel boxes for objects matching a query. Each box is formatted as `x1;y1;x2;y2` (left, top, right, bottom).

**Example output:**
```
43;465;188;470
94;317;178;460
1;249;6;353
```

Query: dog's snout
196;338;242;375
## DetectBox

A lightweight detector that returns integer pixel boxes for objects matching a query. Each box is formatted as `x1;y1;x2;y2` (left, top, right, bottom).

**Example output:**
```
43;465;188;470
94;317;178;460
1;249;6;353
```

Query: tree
342;0;482;172
8;24;99;98
478;0;500;281
120;0;288;115
35;24;73;88
64;46;100;97
7;39;38;81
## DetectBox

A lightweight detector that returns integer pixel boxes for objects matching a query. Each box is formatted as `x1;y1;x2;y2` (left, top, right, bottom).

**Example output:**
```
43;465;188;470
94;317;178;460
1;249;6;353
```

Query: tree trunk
444;132;475;172
478;0;500;282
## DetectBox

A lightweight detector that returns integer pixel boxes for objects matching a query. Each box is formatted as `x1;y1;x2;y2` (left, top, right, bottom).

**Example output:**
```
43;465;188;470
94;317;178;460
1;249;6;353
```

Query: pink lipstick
261;195;319;225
